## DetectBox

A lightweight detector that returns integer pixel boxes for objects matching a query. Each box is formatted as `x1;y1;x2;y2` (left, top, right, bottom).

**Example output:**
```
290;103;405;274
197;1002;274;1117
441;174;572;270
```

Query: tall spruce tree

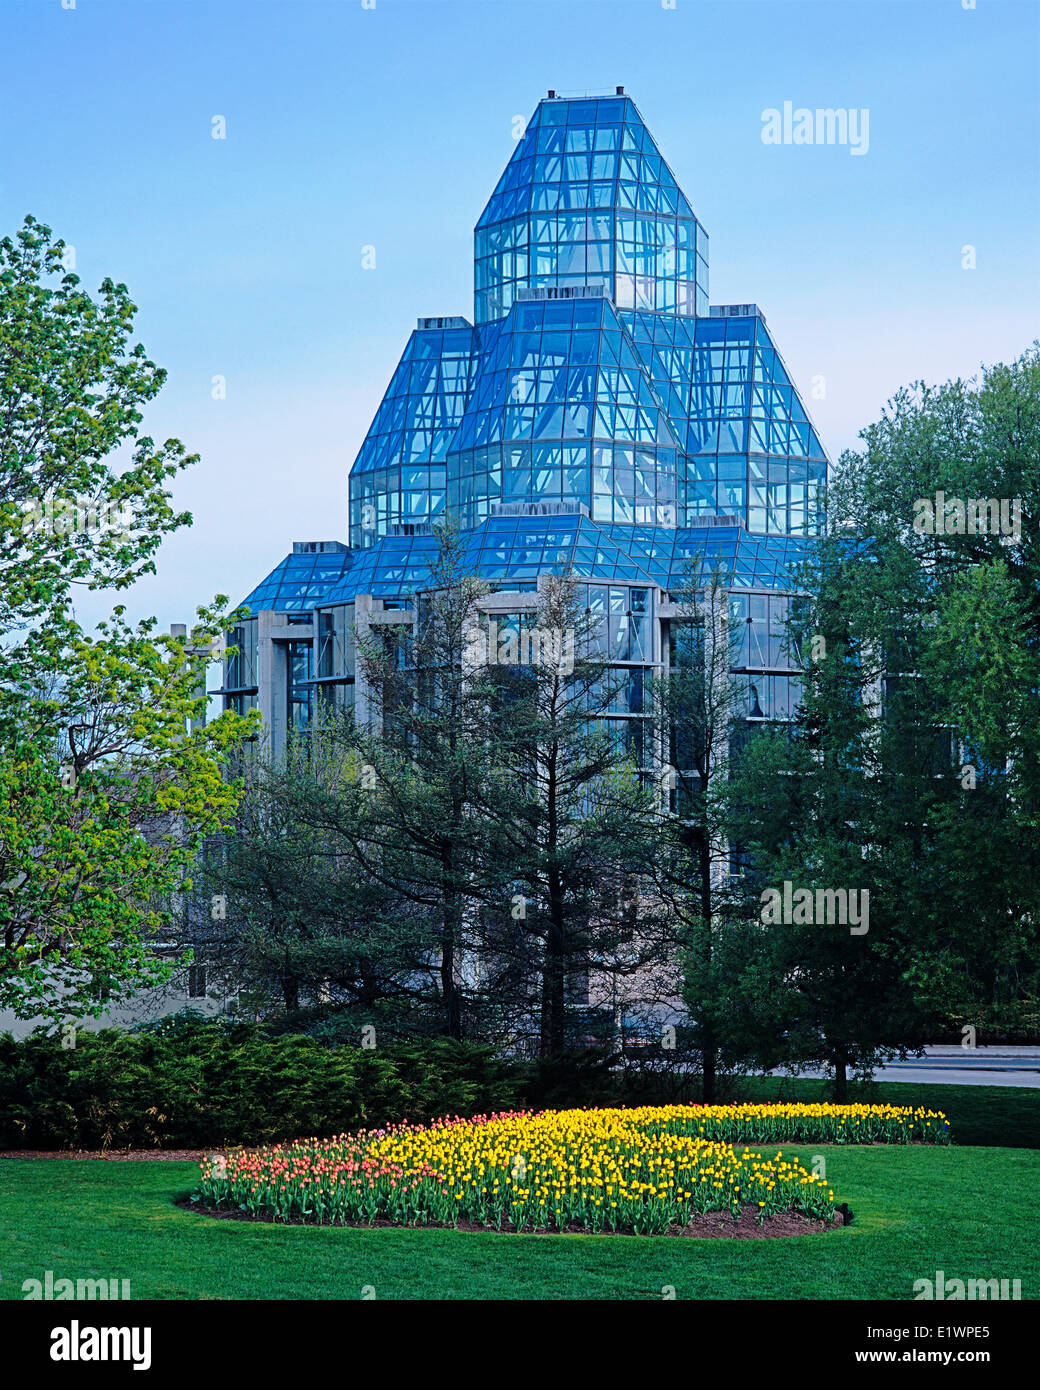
194;727;428;1031
293;521;513;1040
822;347;1040;1035
644;567;777;1100
478;572;657;1058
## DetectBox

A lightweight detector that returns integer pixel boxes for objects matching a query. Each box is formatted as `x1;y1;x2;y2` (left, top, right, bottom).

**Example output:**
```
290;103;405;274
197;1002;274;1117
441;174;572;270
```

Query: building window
286;640;313;733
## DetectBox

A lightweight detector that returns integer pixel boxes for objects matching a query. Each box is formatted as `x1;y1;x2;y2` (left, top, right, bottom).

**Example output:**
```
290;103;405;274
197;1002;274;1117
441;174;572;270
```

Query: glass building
224;91;826;763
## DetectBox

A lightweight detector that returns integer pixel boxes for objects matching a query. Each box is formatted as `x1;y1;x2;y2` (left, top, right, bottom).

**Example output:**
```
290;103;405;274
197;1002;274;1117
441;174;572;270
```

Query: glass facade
728;592;802;722
238;542;353;613
231;92;828;754
286;639;312;734
224;617;258;717
349;324;477;548
621;310;827;535
346;93;825;552
314;603;356;717
447;295;678;531
474;96;708;325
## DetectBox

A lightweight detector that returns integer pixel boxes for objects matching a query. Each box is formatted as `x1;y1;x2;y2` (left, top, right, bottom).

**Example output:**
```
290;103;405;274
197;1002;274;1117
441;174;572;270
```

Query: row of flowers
191;1103;949;1234
659;1102;952;1146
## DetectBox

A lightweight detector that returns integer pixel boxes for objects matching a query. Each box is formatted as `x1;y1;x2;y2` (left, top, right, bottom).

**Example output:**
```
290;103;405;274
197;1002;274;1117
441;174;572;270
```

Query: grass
1;1143;1037;1300
738;1078;1040;1149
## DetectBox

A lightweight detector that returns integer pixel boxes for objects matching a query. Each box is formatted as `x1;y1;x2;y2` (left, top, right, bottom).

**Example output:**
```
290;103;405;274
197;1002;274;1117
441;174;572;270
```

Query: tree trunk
440;902;462;1040
540;742;567;1059
540;899;566;1058
833;1051;848;1101
698;832;717;1103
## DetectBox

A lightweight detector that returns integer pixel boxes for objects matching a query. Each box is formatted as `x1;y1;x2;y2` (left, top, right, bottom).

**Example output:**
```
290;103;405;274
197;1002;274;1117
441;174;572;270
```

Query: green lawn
738;1077;1040;1149
1;1143;1036;1300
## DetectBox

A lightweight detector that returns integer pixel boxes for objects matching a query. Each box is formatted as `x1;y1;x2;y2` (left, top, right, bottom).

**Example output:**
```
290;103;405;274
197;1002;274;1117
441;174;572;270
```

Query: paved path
769;1047;1040;1088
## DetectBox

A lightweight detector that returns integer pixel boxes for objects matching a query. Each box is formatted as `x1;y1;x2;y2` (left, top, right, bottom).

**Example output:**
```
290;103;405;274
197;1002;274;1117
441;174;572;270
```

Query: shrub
0;1022;526;1149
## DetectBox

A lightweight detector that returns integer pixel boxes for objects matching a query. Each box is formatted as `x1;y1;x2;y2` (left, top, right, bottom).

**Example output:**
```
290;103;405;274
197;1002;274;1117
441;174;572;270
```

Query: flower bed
189;1102;945;1235
191;1104;949;1235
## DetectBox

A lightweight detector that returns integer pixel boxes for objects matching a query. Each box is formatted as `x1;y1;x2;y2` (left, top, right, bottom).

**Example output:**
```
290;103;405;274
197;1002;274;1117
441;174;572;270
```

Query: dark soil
176;1197;843;1239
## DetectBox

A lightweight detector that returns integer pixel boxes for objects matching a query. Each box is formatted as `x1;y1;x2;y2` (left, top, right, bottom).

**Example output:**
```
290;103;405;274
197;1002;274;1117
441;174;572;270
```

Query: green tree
297;522;511;1040
733;346;1040;1089
0;218;252;1023
645;568;778;1100
821;346;1040;1033
481;572;657;1058
197;727;428;1031
730;552;925;1099
0;217;190;636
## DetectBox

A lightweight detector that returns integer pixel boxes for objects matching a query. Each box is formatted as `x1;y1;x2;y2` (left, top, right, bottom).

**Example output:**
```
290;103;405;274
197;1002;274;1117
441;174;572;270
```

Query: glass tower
474;94;708;325
230;91;827;751
345;91;825;554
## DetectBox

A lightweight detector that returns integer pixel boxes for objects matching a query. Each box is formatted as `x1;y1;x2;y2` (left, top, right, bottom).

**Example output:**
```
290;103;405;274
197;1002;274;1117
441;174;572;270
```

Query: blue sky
2;0;1038;635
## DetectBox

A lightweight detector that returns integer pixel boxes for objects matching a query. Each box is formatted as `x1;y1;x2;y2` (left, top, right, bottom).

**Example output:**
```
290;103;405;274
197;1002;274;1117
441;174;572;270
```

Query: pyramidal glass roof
450;294;679;453
621;309;827;463
476;95;698;229
351;322;477;477
238;91;829;623
238;547;355;614
464;513;655;584
317;515;659;603
607;524;808;590
473;92;710;326
237;517;808;612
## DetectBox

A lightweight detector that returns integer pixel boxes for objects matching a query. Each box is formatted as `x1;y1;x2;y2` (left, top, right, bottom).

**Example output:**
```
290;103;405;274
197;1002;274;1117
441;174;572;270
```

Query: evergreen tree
480;572;657;1058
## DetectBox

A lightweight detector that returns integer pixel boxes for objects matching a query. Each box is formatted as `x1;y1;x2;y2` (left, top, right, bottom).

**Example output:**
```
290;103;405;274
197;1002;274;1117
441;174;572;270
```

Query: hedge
0;1025;527;1149
0;998;773;1149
